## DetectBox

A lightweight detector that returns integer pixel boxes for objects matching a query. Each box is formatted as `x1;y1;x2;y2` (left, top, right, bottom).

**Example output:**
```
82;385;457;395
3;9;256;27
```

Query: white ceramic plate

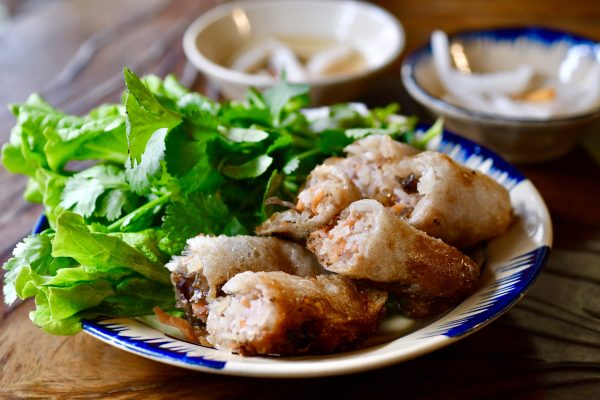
35;129;551;377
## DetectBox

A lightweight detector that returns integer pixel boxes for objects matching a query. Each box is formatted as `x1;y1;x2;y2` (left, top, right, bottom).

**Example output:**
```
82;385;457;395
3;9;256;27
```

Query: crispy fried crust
206;271;387;356
343;134;419;162
167;235;323;324
386;151;513;247
307;199;480;317
324;135;419;206
255;165;361;240
330;138;512;248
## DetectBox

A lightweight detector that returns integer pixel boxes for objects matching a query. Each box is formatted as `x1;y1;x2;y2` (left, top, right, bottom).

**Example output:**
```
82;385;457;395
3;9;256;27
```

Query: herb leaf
123;68;181;164
222;154;274;179
263;81;310;126
162;193;247;254
60;164;138;221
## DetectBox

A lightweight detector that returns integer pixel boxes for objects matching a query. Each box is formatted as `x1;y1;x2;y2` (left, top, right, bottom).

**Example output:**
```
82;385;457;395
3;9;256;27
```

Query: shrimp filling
207;287;276;346
314;209;372;265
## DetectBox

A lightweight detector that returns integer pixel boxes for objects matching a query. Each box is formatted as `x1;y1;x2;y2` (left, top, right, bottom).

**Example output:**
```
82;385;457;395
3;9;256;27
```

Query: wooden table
1;1;599;398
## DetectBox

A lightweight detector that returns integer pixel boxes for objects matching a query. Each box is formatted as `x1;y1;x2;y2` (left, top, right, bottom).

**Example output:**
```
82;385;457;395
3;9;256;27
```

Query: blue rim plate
33;128;552;377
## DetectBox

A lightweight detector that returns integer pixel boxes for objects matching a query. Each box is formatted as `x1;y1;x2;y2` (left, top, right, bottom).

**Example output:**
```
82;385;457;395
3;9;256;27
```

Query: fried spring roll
384;151;512;247
255;165;361;239
307;199;480;317
343;134;419;162
206;271;387;355
324;135;419;206
166;235;323;323
329;138;511;247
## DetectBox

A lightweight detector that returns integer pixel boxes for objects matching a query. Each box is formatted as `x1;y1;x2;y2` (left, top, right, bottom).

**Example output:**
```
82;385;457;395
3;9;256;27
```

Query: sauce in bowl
227;36;367;81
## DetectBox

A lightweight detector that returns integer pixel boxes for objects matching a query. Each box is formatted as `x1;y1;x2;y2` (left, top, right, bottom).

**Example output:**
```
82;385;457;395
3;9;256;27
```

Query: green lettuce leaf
1;226;174;335
1;95;128;176
52;212;170;284
82;277;175;318
34;169;68;228
1;94;62;175
43;104;128;171
30;293;84;335
2;230;73;305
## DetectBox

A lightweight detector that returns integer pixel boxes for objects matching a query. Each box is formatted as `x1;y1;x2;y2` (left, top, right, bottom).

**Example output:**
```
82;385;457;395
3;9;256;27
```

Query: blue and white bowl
402;27;600;164
33;127;552;377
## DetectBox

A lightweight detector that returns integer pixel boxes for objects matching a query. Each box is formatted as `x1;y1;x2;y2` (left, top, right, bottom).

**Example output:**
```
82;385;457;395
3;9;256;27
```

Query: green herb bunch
1;69;438;334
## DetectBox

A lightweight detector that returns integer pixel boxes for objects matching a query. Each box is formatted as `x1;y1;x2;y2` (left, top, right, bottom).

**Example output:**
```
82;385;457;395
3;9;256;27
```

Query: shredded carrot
240;297;251;308
153;306;198;343
191;302;209;320
345;217;357;229
391;203;406;214
310;188;326;213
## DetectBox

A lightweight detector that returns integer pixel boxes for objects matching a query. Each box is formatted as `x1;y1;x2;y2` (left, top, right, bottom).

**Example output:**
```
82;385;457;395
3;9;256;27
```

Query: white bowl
402;27;600;164
183;0;404;104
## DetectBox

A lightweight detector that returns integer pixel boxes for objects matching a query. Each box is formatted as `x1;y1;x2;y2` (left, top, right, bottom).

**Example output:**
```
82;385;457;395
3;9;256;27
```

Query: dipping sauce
431;30;600;119
228;36;367;81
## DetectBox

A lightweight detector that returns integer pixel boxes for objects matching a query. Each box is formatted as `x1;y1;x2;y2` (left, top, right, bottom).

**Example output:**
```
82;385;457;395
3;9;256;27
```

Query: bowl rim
401;25;600;125
183;0;405;87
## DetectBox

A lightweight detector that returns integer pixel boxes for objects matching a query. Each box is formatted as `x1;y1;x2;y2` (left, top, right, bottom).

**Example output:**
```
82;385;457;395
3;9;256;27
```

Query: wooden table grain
1;1;600;399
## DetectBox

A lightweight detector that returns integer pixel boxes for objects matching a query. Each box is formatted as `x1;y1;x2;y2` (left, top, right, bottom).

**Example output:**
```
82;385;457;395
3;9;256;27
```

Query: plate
33;129;552;377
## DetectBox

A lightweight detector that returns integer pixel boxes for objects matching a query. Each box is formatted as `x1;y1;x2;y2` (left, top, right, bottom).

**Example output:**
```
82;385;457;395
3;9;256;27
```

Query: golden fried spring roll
343;134;419;162
384;151;512;247
206;271;387;355
166;235;323;323
307;199;480;317
324;135;419;206
255;165;361;239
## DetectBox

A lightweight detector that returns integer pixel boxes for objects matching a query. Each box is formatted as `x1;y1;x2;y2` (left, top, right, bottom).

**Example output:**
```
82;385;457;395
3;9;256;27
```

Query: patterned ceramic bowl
402;27;600;164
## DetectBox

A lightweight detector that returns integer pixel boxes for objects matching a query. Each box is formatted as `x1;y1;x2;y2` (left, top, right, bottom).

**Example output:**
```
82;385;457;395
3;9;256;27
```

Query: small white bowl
402;27;600;164
184;0;404;104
